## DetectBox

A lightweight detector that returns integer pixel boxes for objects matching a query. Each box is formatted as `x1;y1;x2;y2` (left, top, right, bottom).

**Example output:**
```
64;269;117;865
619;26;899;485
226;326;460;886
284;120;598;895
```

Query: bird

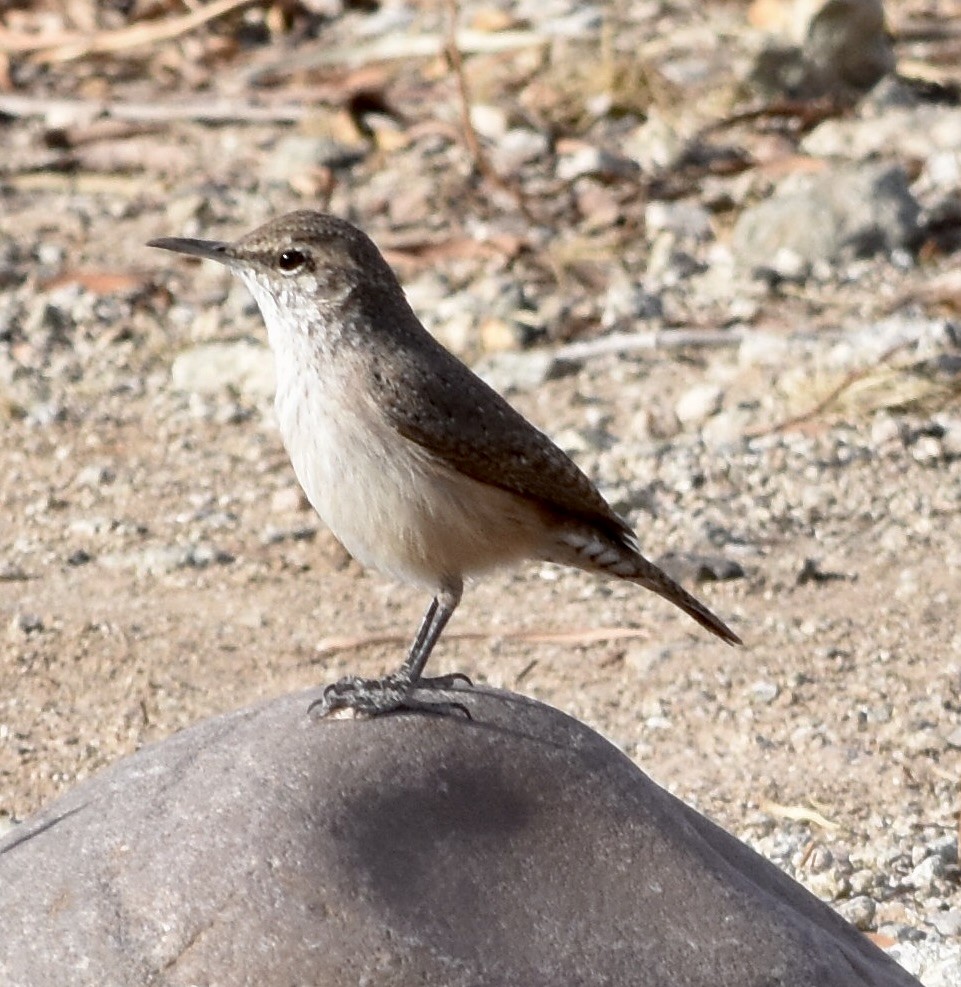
149;210;741;717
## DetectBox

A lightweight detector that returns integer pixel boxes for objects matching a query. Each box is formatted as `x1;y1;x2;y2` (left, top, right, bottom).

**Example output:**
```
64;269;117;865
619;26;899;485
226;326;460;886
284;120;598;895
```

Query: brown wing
368;308;634;547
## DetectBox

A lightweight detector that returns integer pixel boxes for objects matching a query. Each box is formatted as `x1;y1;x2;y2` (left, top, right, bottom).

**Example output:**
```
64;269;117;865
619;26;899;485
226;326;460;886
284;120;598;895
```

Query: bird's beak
147;237;232;264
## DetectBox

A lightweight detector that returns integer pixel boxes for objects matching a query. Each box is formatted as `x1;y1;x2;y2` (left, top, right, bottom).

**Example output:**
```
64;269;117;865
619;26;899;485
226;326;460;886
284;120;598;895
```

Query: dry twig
760;801;840;831
441;0;537;222
0;0;262;64
747;337;918;438
0;93;312;125
698;97;844;138
238;27;546;79
554;328;747;362
316;624;658;657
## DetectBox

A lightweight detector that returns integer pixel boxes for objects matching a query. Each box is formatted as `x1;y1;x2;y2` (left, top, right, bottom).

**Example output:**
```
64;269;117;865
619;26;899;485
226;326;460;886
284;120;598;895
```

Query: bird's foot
309;671;472;719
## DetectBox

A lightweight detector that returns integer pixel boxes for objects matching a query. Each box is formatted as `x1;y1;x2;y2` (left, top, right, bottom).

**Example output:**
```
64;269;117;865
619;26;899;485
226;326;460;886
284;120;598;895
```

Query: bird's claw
417;671;473;690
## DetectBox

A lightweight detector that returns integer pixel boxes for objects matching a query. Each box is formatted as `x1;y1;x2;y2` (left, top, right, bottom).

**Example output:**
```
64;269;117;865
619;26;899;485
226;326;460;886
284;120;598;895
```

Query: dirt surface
1;0;960;960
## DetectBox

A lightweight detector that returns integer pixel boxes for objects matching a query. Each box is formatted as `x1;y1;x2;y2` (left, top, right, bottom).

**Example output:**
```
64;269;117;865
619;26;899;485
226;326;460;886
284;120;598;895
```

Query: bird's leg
310;580;470;718
399;582;470;688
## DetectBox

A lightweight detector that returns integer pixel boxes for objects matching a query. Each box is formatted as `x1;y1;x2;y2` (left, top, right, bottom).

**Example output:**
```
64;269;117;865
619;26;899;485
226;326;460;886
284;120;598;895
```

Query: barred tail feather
552;530;742;646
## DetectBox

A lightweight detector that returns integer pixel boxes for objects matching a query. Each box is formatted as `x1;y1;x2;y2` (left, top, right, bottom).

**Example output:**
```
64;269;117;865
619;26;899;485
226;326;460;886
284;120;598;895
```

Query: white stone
675;383;723;426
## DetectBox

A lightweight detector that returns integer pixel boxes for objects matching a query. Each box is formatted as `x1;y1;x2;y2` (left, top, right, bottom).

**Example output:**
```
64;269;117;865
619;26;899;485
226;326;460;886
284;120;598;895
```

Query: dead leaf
40;270;150;295
760;800;841;830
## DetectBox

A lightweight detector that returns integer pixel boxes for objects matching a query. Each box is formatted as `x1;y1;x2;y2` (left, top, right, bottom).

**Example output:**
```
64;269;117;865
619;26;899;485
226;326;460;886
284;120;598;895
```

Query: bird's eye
278;248;308;273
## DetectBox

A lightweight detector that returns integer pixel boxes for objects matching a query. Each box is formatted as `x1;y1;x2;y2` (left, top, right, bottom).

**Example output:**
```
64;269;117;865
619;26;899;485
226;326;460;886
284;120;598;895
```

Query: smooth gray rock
0;687;922;987
804;0;894;95
802;106;961;161
747;0;893;102
732;163;920;269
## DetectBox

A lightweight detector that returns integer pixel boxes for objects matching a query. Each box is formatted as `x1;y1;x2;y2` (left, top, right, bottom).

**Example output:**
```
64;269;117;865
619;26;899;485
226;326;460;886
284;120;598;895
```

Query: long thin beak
147;237;231;263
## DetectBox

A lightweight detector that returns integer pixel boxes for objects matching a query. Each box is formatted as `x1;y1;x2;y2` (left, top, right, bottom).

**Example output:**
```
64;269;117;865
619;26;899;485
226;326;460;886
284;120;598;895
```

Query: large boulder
0;686;920;987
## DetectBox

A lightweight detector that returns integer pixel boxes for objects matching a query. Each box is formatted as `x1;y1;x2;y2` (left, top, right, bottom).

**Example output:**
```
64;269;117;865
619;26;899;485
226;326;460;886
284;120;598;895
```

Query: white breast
244;270;549;591
277;366;547;591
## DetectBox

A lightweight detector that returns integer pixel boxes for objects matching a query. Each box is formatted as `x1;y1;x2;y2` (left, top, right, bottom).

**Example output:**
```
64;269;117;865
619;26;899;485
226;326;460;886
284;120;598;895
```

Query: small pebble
271;486;309;513
8;613;43;636
836;895;876;930
675;383;723;426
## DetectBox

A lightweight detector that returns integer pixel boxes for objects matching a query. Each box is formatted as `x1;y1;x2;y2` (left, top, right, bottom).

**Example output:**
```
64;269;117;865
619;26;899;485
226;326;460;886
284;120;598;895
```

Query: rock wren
149;211;741;716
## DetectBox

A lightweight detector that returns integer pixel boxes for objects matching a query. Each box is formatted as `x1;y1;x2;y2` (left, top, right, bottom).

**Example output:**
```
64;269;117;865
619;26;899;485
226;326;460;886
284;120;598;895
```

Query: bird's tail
549;530;742;645
624;554;741;645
